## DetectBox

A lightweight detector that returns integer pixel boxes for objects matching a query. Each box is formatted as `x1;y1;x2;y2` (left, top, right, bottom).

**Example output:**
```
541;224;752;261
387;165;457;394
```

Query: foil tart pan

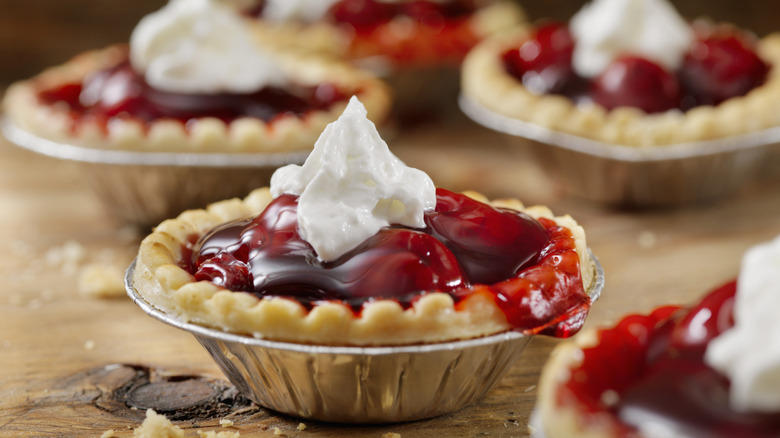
1;117;308;228
125;250;604;424
459;95;780;208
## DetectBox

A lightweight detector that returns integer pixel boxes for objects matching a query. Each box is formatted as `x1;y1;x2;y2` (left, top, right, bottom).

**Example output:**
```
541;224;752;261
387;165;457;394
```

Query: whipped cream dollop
569;0;694;78
705;235;780;412
270;96;436;262
130;0;288;94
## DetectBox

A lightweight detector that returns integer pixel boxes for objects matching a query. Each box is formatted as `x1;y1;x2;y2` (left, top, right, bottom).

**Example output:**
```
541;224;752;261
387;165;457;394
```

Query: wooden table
1;109;779;437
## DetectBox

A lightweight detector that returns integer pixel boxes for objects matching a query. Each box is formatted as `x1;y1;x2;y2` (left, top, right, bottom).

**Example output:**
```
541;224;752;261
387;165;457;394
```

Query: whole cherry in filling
501;22;770;114
38;59;348;126
186;189;590;335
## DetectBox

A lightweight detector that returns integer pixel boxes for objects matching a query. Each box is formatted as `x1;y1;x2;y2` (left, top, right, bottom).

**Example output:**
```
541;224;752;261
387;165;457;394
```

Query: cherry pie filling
36;57;350;130
502;22;770;114
182;189;591;337
251;0;483;65
561;281;780;437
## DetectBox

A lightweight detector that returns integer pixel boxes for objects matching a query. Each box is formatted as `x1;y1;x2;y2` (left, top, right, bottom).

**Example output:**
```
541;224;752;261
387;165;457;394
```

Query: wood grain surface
2;1;780;436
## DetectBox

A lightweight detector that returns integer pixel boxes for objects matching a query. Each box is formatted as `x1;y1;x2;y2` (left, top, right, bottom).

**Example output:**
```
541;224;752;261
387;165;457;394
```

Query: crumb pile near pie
462;0;780;146
534;235;780;438
2;0;389;152
242;0;524;69
133;97;597;346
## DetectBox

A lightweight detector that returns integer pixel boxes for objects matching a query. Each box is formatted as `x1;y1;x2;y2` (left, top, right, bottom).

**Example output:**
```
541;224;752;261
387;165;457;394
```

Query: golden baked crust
247;1;525;67
462;25;780;147
535;330;623;438
2;44;391;153
133;187;596;346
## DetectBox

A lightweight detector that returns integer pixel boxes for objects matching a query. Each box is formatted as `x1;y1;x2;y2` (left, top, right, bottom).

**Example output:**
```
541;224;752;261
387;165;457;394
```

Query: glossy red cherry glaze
37;60;348;127
679;33;771;108
502;22;769;114
184;189;590;336
592;55;682;113
559;281;780;437
502;22;583;97
329;0;480;65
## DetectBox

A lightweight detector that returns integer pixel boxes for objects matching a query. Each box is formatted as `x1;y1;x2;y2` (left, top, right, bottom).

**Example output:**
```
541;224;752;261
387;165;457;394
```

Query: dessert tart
534;235;780;437
240;0;525;70
462;0;780;146
1;0;390;153
132;97;598;346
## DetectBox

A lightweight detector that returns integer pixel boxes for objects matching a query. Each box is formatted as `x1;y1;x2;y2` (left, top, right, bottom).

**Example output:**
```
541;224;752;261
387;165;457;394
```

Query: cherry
80;65;147;118
195;252;253;291
332;228;466;301
424;189;548;284
328;0;394;30
679;35;769;107
591;55;681;113
502;22;579;95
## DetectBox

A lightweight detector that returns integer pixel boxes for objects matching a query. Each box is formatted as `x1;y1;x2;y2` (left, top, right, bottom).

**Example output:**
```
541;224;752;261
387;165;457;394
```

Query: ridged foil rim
0;116;310;167
124;249;604;355
459;95;780;162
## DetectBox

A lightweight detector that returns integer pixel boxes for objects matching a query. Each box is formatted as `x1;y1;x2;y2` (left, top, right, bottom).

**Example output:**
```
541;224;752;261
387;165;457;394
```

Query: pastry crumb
77;263;126;299
85;340;96;350
273;427;283;436
219;419;234;427
524;385;536;393
197;430;240;438
100;430;116;438
45;240;87;275
296;423;306;431
133;409;184;438
382;433;402;438
638;230;657;249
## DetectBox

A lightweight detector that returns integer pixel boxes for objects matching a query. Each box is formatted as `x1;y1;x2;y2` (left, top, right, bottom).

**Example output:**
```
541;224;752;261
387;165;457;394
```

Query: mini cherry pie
244;0;524;70
534;281;780;438
462;20;780;146
132;186;597;346
2;44;390;153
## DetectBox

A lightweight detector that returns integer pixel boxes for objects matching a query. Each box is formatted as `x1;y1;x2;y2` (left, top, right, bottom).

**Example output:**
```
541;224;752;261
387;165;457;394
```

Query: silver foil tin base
1;118;308;228
460;95;780;208
126;251;604;423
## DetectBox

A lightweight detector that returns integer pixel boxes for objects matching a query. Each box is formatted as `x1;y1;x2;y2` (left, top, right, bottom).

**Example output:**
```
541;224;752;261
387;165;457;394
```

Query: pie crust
132;187;596;346
2;44;391;153
247;1;525;68
535;329;623;438
462;25;780;147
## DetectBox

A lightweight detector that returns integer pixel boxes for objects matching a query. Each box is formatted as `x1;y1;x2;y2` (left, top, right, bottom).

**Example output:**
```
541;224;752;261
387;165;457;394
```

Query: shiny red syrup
186;189;591;336
501;22;769;114
37;60;348;127
560;281;780;437
327;0;481;65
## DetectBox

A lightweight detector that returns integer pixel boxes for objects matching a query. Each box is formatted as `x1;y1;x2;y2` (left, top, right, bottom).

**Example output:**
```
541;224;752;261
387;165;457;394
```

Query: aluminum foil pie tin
1;117;308;228
125;251;604;423
459;95;780;208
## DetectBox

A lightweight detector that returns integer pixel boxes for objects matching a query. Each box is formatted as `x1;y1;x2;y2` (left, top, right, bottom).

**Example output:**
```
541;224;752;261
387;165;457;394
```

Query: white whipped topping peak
130;0;288;94
570;0;694;78
270;96;436;262
705;235;780;412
